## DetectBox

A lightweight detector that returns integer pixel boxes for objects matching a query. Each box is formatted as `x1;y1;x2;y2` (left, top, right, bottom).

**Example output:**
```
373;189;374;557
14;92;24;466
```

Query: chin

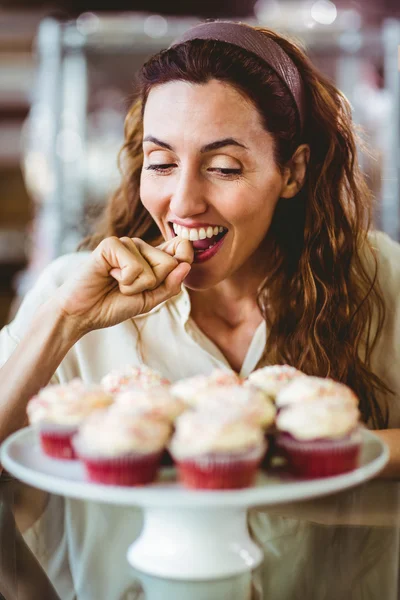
182;269;226;291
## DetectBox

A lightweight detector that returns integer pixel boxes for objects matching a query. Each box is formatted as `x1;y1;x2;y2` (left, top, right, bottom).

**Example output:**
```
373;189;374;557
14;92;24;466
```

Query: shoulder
21;251;89;302
368;230;400;273
366;232;400;423
366;231;400;298
35;252;91;287
3;252;90;345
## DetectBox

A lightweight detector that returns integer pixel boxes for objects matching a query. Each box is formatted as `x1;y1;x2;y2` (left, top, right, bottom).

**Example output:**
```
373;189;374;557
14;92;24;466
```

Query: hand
52;236;193;336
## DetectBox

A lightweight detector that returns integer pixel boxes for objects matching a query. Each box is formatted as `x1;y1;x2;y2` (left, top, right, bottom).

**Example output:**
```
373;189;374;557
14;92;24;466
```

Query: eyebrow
143;135;248;153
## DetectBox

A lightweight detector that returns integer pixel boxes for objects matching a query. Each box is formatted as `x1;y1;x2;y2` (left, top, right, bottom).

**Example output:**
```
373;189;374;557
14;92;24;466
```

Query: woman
0;20;399;600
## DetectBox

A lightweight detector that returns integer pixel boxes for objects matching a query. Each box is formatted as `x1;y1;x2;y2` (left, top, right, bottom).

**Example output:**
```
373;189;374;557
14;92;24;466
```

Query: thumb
155;261;191;298
170;261;192;284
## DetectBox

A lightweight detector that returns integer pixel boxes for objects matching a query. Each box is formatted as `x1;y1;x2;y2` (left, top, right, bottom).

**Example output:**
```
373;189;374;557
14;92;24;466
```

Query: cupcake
246;365;306;402
170;409;266;489
115;385;187;424
191;385;276;429
171;369;243;407
27;379;113;460
73;404;171;486
276;392;361;478
101;364;170;395
276;376;359;410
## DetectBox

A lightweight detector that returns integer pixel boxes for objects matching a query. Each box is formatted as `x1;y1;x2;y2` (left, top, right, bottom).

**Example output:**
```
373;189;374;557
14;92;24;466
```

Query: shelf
0;122;24;167
0;228;28;265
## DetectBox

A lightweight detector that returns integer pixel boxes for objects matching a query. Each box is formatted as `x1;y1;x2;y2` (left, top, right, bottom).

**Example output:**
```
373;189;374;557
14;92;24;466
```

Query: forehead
142;79;265;142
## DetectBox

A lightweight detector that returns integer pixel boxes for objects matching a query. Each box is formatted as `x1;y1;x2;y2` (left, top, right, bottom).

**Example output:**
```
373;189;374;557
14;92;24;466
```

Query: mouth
169;222;228;263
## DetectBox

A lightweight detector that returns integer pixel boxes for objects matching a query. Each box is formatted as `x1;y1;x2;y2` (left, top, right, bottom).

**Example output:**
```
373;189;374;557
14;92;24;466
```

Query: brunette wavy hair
82;27;391;428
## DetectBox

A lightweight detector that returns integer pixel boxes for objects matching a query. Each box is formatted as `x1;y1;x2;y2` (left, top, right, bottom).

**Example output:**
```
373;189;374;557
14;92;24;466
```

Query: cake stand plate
1;428;388;580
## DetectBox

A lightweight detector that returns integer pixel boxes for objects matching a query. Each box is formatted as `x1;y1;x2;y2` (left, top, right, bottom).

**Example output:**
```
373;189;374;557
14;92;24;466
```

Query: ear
280;144;310;199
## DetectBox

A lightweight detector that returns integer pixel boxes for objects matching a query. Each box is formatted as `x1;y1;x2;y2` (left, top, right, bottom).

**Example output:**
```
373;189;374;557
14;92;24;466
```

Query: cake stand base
136;571;254;600
127;506;263;580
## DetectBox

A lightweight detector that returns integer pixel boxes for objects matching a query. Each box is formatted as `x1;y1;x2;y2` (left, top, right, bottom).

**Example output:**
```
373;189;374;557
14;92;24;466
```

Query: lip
192;233;227;263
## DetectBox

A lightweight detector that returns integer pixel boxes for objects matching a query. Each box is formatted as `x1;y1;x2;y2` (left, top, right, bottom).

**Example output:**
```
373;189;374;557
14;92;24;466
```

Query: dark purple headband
170;21;305;133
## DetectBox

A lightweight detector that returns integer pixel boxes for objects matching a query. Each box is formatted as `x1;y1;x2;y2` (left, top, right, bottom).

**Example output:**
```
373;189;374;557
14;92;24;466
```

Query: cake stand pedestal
127;506;262;579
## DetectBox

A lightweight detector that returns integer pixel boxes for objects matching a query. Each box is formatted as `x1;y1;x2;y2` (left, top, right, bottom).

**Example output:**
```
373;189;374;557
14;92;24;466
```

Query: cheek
140;175;165;217
227;190;279;232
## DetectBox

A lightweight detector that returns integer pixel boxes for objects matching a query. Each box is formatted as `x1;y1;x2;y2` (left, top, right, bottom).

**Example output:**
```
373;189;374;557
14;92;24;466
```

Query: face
140;79;287;290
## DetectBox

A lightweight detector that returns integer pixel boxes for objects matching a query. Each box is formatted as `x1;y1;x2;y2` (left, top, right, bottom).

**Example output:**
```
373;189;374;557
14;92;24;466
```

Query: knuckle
107;235;119;244
144;272;157;289
98;236;117;250
119;236;132;245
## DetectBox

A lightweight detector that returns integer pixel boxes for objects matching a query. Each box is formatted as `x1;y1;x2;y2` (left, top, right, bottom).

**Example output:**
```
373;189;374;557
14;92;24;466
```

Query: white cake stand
1;427;388;581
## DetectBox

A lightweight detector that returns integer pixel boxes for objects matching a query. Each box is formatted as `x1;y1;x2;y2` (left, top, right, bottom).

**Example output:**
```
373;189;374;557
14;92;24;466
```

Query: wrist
38;297;86;347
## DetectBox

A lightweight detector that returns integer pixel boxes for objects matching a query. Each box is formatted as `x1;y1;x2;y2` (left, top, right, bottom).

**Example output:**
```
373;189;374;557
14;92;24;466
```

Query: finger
109;262;191;320
140;262;192;313
116;237;158;294
157;237;194;265
97;237;146;286
131;238;180;284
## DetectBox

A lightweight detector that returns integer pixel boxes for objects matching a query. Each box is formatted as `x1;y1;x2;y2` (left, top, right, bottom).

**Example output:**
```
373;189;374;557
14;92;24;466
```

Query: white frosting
75;405;171;456
101;365;170;394
171;369;242;405
192;385;276;428
246;365;306;399
276;376;359;409
170;409;264;458
27;379;113;426
114;386;186;422
276;396;360;440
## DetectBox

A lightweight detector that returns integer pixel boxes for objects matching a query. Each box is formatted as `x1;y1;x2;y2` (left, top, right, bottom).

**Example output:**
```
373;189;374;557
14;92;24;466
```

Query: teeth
194;240;218;253
172;223;226;240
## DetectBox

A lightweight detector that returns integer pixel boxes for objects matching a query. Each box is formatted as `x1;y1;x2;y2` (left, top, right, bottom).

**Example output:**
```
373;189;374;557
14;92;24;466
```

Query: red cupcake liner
175;445;266;490
276;431;361;478
74;444;164;486
38;424;78;460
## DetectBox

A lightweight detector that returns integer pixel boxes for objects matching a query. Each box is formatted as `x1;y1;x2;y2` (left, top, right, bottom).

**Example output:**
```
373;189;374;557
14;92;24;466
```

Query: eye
144;164;242;178
145;164;176;173
208;168;242;177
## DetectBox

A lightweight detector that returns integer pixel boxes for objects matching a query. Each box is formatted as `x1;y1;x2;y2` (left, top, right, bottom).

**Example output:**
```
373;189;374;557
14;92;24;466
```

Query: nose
169;166;208;219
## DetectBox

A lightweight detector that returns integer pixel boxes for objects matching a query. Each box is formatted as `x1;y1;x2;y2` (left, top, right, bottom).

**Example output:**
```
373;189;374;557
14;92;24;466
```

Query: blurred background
0;0;399;327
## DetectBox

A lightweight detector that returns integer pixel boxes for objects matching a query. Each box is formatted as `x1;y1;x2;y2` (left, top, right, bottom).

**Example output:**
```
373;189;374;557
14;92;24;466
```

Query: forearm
373;429;400;479
0;299;81;444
